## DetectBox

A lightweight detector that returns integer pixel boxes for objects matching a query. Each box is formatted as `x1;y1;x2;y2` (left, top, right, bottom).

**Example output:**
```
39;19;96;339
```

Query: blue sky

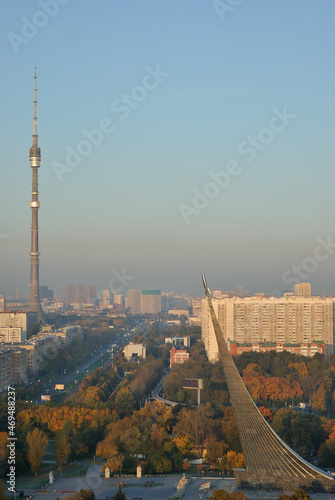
1;0;335;297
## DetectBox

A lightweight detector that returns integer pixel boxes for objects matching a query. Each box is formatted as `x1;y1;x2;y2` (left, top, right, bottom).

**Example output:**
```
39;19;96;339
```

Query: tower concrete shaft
27;68;45;324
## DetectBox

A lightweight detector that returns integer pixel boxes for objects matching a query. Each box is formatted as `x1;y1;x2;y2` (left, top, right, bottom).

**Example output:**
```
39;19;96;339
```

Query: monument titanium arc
202;273;335;492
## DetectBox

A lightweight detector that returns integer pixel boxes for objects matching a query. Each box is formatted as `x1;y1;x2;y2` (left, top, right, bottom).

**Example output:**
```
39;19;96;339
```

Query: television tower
27;68;45;324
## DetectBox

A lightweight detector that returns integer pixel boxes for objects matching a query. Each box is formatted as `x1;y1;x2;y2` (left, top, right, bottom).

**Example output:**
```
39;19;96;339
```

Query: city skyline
1;1;335;297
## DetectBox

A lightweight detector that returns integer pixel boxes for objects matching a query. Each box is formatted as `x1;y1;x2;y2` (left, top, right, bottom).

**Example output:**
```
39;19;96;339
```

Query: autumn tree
174;403;214;458
311;384;327;413
292;489;312;500
0;432;9;476
75;490;96;500
105;456;123;475
208;490;231;500
55;431;71;469
26;428;48;476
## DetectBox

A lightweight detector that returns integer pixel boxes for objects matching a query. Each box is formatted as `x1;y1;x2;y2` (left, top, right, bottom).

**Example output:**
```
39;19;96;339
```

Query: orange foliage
17;406;112;435
258;406;273;422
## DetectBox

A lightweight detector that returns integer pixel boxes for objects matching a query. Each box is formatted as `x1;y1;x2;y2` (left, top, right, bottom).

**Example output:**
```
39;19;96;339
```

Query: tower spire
27;68;45;324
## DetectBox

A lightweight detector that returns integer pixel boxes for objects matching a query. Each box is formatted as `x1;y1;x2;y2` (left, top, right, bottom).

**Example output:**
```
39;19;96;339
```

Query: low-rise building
124;342;146;361
170;345;190;367
228;340;325;357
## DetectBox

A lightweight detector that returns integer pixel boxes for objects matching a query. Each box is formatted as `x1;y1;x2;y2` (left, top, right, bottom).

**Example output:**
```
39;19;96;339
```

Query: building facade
0;328;25;343
123;342;146;360
65;284;96;306
202;288;335;361
170;345;190;367
127;290;142;314
0;312;37;336
141;290;161;314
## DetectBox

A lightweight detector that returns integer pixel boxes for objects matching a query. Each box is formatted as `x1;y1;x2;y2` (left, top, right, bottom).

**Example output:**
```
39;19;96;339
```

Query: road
32;322;148;404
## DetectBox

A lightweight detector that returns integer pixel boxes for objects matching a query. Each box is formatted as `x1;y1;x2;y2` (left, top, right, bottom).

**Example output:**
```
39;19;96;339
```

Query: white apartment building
0;327;25;343
0;312;37;336
202;289;335;361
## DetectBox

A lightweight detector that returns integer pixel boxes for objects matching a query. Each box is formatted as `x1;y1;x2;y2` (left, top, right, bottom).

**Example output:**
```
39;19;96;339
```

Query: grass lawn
16;463;88;490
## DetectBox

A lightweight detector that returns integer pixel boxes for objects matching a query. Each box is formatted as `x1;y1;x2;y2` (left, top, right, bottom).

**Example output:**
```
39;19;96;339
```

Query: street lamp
60;452;64;477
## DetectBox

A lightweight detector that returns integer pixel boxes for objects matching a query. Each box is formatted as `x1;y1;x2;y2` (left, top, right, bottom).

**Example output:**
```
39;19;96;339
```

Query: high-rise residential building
113;293;124;307
202;285;335;361
65;284;96;306
127;290;142;314
295;282;311;298
0;312;37;336
101;289;111;308
0;296;5;312
141;290;161;314
27;69;45;324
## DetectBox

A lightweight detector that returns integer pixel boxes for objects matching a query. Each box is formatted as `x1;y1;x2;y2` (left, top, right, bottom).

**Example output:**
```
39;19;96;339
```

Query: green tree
111;485;127;500
26;428;48;476
114;388;135;418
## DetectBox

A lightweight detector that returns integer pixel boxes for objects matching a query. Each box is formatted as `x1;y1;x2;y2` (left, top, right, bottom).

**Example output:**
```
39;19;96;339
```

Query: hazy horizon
1;1;335;298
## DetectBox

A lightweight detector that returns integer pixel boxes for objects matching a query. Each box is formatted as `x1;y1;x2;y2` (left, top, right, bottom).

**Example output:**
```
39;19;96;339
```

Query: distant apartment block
295;282;311;298
165;336;191;347
0;311;38;336
0;296;5;312
202;285;335;361
65;284;96;306
112;293;124;307
0;327;25;343
170;345;190;367
168;309;189;317
127;290;142;314
39;285;54;300
123;342;146;360
161;293;188;312
141;290;161;314
0;346;13;392
101;289;111;308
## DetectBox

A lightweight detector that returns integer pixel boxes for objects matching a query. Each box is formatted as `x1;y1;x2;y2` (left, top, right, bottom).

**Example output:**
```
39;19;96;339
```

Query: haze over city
1;0;335;297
